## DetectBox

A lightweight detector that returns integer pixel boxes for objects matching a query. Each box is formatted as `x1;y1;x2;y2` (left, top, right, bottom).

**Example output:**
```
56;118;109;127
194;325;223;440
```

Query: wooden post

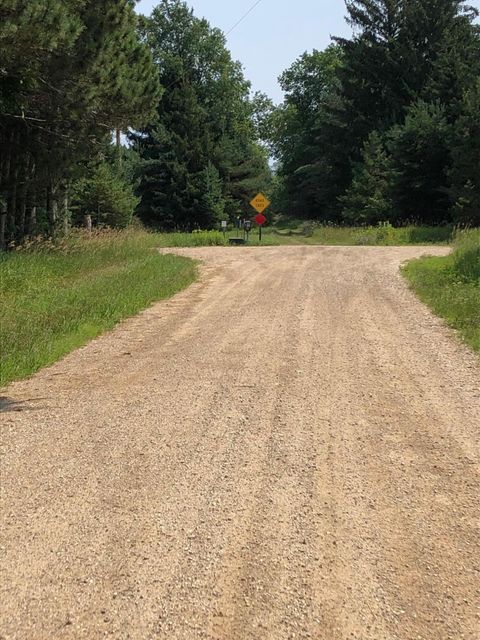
0;200;6;250
116;129;122;167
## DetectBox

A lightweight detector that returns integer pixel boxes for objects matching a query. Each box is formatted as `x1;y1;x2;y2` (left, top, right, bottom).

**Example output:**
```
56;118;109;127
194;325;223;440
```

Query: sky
135;0;351;104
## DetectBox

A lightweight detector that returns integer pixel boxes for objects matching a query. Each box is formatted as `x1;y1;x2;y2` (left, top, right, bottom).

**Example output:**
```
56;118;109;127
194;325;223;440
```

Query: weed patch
403;230;480;352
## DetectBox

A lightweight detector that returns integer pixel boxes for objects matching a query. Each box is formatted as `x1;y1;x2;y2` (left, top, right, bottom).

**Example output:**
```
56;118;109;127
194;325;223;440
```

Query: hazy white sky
135;0;351;103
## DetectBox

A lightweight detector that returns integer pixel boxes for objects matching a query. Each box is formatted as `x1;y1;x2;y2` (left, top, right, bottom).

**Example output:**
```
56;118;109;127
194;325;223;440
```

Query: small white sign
221;221;228;229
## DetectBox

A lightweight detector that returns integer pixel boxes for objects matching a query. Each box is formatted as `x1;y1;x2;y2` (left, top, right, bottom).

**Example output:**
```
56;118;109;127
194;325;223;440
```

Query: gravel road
1;246;479;640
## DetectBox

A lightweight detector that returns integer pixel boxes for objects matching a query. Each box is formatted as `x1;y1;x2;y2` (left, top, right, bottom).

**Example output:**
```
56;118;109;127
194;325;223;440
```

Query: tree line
0;0;159;247
0;0;270;247
264;0;480;226
1;0;479;248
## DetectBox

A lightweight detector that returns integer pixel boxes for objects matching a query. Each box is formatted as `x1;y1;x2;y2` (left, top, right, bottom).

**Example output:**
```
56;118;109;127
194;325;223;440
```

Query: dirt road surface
1;246;479;640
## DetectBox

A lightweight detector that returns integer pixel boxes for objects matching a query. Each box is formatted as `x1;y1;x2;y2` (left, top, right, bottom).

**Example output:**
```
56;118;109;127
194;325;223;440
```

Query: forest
1;0;479;248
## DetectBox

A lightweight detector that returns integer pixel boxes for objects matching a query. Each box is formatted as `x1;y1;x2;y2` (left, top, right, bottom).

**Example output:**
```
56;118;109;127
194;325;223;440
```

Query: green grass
156;231;228;247
269;224;454;245
156;230;279;247
155;224;455;247
0;230;197;386
403;229;480;352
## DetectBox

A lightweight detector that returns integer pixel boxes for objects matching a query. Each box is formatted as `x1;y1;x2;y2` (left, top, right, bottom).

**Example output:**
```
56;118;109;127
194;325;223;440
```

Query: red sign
255;213;267;226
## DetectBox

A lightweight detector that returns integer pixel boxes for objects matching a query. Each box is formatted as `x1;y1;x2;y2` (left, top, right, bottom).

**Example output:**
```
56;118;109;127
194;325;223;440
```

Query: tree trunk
116;128;122;167
85;214;92;233
3;131;15;245
27;203;37;236
17;156;30;241
26;162;37;236
47;183;58;235
62;188;70;236
7;165;19;243
0;200;6;250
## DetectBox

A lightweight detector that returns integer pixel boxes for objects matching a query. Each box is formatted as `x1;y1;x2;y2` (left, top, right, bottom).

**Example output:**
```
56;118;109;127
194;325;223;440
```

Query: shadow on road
0;396;47;413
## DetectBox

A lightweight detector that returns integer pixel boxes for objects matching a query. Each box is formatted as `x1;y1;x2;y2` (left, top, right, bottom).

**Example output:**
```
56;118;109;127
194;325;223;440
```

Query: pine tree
450;80;480;225
388;101;451;224
427;11;480;119
0;0;160;246
72;162;138;229
340;131;394;224
335;0;478;158
197;163;226;228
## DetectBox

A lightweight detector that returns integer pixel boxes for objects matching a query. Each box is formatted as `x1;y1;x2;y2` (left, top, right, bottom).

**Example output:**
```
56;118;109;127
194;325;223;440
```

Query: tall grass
270;224;454;246
0;230;196;386
154;224;455;247
156;230;280;246
403;229;480;352
157;231;228;247
453;228;480;282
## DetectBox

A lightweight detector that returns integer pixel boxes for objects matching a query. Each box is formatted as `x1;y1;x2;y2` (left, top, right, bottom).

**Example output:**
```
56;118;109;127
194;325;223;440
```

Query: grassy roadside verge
0;230;197;387
402;230;480;352
155;225;455;247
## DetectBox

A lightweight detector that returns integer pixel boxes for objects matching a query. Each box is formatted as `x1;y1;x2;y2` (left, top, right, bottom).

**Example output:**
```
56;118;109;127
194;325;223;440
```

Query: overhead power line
225;0;264;36
162;0;265;94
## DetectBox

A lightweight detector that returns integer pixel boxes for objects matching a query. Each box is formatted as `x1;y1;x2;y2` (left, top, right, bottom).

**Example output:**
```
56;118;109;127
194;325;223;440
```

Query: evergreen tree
0;0;160;247
388;101;451;224
72;162;139;229
336;1;477;143
267;0;479;225
450;80;480;225
340;132;394;224
426;6;480;118
197;163;226;227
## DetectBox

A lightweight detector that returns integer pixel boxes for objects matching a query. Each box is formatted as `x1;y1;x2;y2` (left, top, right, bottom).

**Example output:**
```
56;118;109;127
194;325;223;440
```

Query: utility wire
225;0;264;36
162;0;265;94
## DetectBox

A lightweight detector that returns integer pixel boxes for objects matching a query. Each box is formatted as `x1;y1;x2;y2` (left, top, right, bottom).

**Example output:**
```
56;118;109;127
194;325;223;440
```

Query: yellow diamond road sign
250;193;271;214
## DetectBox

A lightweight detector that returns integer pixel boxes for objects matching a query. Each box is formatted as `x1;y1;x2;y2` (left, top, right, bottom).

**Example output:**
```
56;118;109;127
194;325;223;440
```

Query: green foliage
340;132;394;224
0;0;160;247
154;224;454;247
403;230;480;352
197;163;226;226
72;163;139;229
267;0;479;225
450;80;480;225
0;230;196;385
132;0;271;231
157;231;228;247
267;46;345;219
2;0;479;240
452;229;480;282
387;101;451;224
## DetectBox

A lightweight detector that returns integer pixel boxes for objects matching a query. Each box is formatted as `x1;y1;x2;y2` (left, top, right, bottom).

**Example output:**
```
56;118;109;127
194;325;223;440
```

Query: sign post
250;193;270;243
244;219;252;242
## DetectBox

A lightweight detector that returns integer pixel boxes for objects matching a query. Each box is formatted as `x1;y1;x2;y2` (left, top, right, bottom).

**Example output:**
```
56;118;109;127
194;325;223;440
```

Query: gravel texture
1;245;479;640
